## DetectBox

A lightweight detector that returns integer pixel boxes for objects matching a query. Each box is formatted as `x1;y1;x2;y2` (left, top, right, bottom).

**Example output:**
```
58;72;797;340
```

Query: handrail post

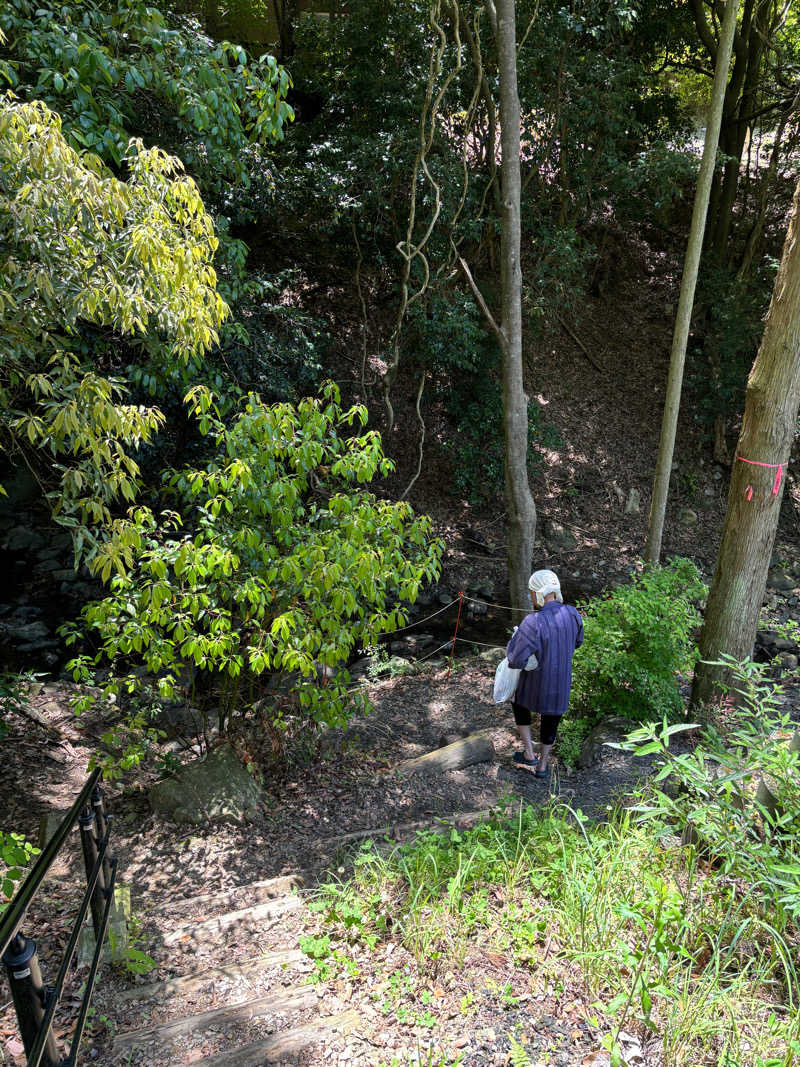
2;934;59;1067
91;784;113;887
78;807;107;941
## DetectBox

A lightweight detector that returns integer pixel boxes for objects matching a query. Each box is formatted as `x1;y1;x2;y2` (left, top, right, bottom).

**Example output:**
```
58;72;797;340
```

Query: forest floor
1;643;800;1066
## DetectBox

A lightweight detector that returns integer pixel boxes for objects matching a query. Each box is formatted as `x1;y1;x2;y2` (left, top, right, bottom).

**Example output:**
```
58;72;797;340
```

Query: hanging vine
386;0;503;498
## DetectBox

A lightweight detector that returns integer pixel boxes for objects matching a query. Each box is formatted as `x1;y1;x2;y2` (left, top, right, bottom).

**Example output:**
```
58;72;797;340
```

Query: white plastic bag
493;658;521;703
493;632;538;703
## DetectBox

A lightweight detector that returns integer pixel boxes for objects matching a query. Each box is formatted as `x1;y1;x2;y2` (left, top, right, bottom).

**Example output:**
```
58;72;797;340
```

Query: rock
5;620;50;643
33;558;62;574
389;634;435;656
148;743;263;825
780;654;798;671
10;606;42;621
152;702;206;740
5;525;46;553
478;647;505;665
543;520;578;552
383;656;416;677
677;507;698;525
348;656;375;681
767;569;795;592
579;717;637;768
624;488;640;514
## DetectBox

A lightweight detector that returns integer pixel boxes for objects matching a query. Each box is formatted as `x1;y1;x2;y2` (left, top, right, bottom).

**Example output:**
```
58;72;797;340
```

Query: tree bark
691;0;774;266
643;0;739;564
692;175;800;706
491;0;537;614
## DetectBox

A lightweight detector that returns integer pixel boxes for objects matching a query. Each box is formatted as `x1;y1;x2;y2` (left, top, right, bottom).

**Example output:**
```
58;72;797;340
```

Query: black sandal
512;751;537;769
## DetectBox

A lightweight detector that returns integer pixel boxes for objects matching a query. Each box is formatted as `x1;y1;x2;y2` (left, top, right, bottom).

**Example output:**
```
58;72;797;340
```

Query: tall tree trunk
692;175;800;707
491;0;537;614
644;0;739;564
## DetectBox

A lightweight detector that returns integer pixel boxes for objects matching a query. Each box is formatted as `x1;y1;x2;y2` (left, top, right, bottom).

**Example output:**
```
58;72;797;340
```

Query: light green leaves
0;96;228;556
68;383;442;771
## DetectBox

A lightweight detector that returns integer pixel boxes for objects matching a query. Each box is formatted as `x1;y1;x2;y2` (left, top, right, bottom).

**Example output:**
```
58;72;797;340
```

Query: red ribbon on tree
735;454;785;501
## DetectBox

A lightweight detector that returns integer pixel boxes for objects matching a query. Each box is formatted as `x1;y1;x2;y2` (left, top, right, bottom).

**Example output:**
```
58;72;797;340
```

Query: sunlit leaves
0;96;228;553
68;384;442;765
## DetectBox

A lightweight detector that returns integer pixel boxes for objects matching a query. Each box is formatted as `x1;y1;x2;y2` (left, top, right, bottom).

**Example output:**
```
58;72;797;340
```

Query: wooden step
195;1009;362;1065
113;983;317;1051
116;948;305;1003
163;894;303;946
150;874;305;916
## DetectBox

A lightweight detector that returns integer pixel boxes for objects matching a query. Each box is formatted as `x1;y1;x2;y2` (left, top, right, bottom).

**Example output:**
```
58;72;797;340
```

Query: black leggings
511;702;561;746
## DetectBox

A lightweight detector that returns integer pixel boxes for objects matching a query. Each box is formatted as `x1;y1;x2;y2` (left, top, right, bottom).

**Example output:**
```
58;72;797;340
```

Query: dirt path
0;656;706;1067
2;651;799;1066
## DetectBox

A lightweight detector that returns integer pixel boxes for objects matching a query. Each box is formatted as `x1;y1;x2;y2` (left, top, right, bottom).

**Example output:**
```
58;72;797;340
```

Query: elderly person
505;569;583;777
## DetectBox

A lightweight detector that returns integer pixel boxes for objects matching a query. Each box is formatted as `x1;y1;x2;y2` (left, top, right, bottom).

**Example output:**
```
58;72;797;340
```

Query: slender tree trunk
708;0;771;262
491;0;537;614
643;0;739;564
692;175;800;706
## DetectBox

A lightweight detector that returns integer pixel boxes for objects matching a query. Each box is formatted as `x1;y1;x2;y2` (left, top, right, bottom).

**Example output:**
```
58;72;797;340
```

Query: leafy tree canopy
0;0;293;193
0;95;228;554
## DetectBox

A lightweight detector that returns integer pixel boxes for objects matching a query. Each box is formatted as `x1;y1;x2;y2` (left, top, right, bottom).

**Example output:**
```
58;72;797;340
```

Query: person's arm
573;608;584;649
506;615;540;668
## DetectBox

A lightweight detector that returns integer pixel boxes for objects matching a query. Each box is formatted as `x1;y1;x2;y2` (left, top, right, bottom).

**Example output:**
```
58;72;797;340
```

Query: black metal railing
0;768;118;1067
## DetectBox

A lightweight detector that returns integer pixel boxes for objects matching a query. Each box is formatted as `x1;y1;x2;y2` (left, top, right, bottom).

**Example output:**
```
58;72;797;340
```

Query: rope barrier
462;593;521;613
388;597;460;634
453;636;505;649
305;592;516;700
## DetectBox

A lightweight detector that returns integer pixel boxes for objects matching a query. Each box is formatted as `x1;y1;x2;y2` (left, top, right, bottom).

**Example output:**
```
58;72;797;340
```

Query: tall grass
311;794;800;1067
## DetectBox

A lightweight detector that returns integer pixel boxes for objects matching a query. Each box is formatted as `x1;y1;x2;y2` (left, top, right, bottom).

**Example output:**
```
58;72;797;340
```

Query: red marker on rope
735;455;785;501
447;591;465;681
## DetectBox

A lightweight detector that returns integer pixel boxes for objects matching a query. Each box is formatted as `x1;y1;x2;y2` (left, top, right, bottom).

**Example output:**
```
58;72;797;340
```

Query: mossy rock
149;743;262;826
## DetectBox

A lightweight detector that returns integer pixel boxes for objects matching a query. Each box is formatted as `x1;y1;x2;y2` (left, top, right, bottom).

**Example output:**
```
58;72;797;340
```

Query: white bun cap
528;569;563;603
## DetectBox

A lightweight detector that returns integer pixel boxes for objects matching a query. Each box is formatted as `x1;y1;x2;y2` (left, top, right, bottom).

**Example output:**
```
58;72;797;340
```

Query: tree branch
457;254;503;342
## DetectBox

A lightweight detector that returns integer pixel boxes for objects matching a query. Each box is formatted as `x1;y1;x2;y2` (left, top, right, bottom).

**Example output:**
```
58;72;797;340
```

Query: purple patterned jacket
506;601;584;716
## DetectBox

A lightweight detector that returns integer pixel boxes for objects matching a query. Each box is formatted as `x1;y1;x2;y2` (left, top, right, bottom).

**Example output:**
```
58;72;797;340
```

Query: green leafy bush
1;832;39;905
554;716;593;769
0;0;292;190
622;658;800;921
572;558;706;724
64;383;442;773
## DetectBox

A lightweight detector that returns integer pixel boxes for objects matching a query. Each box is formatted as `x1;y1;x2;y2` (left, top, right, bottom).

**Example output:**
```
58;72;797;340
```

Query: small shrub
555;716;593;769
572;558;706;724
1;832;39;907
63;383;442;774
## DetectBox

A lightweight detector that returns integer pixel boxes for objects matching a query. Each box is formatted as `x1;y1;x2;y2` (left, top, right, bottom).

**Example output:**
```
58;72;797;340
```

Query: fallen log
394;732;495;778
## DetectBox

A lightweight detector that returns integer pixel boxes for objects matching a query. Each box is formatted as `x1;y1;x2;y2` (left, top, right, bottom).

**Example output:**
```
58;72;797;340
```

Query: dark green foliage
0;0;292;193
445;385;560;507
573;558;707;724
689;262;776;431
